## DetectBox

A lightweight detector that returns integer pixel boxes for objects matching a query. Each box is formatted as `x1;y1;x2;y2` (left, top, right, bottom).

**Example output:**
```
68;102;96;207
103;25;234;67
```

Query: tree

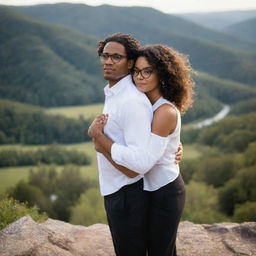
192;154;242;187
70;188;107;226
182;181;228;223
244;142;256;167
219;166;256;215
8;181;54;216
233;201;256;222
8;165;96;221
52;165;95;221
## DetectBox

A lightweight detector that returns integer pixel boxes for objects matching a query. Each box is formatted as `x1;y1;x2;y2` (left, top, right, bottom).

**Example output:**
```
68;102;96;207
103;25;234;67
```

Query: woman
90;44;194;256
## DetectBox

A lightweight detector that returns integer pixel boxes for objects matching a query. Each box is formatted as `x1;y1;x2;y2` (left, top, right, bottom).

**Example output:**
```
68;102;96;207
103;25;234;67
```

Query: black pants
147;175;186;256
104;179;149;256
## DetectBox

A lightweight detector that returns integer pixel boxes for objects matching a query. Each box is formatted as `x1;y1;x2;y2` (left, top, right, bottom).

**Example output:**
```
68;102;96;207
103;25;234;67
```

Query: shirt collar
104;75;132;97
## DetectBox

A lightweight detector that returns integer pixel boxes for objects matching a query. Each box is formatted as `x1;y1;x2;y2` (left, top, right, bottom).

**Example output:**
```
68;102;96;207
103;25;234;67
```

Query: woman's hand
88;114;108;138
175;142;183;164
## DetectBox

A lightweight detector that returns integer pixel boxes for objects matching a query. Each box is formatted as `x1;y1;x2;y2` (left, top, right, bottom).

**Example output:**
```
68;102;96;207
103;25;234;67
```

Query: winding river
194;105;231;129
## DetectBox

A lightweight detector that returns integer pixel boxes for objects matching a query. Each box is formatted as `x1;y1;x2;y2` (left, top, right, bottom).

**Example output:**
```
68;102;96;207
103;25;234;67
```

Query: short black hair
98;33;141;60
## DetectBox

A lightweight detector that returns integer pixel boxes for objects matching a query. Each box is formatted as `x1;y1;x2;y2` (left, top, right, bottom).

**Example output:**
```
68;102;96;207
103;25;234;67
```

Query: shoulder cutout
151;104;177;137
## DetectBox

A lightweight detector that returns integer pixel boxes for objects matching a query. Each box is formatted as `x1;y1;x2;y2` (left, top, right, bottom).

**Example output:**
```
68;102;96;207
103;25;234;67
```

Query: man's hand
93;138;105;153
88;114;108;138
175;142;183;164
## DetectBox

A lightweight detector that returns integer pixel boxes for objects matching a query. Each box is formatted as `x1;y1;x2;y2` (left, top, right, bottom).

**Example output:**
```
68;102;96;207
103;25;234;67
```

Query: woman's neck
146;91;161;105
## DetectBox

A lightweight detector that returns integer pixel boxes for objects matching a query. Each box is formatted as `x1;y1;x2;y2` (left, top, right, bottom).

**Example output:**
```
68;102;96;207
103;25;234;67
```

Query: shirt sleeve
111;98;169;174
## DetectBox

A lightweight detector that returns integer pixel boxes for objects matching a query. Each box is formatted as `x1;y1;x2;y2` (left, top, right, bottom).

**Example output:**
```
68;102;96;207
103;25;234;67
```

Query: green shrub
233;201;256;222
0;195;48;230
70;188;107;226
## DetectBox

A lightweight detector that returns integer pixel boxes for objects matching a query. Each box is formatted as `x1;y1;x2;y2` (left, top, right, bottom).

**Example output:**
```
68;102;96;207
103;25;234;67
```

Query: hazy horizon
1;0;256;14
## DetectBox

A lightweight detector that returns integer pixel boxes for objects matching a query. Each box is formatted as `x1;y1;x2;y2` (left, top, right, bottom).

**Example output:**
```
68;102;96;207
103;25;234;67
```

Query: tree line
0;145;90;167
0;100;91;144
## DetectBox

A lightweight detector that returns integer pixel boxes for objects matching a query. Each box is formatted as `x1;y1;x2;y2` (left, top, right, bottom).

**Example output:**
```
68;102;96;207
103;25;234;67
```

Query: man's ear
127;59;134;70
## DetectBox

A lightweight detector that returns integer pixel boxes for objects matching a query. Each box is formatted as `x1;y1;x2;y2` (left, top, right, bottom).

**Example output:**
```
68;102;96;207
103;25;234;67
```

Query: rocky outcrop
0;216;256;256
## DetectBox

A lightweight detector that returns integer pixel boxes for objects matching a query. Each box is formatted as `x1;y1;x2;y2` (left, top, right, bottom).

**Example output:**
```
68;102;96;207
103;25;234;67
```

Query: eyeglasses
99;53;127;63
132;68;155;79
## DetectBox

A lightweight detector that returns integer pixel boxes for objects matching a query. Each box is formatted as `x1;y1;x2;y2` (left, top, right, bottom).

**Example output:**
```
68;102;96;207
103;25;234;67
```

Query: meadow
0;141;97;194
46;103;104;120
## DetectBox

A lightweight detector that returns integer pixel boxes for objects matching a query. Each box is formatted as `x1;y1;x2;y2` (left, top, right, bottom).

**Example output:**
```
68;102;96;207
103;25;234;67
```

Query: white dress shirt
97;75;165;196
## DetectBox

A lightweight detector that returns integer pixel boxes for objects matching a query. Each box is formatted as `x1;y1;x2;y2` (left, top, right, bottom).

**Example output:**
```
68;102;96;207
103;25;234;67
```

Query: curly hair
136;45;195;114
97;33;141;60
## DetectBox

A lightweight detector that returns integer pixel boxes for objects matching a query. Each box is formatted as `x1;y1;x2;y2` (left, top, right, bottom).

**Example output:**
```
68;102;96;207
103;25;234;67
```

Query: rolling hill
0;7;104;107
225;17;256;43
177;10;256;30
12;4;256;52
9;3;256;87
1;6;256;113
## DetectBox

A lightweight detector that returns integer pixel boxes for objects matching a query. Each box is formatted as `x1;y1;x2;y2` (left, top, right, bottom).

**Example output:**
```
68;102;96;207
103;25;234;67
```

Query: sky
1;0;256;14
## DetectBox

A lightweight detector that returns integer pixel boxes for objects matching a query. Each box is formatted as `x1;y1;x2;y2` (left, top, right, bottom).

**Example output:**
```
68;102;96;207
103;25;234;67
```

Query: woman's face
133;56;159;94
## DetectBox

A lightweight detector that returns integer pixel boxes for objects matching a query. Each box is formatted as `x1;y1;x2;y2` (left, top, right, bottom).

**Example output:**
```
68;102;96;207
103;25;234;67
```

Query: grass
0;167;31;194
45;103;104;120
0;142;99;195
182;144;202;159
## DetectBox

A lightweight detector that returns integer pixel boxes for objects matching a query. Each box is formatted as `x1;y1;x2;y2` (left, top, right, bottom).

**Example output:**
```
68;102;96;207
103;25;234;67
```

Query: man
88;33;182;256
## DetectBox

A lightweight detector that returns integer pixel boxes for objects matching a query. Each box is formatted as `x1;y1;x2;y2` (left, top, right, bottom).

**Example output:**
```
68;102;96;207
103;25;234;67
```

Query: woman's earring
161;81;167;88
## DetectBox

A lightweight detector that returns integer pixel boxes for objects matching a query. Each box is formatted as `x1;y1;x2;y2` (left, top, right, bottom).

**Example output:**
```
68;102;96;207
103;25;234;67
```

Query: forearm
94;136;139;178
111;133;169;174
95;133;113;154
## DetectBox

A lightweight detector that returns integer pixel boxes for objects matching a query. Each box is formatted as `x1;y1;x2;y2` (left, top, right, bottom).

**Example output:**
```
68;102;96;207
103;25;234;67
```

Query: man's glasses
99;53;127;63
132;68;155;79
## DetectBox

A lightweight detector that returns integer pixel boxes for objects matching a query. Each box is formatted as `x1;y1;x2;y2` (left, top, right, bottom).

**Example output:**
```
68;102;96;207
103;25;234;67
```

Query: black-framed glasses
132;68;155;79
99;53;127;63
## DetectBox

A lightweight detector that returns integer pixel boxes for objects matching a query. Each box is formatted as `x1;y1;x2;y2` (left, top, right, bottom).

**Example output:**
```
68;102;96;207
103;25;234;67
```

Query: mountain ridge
8;3;256;87
11;3;256;52
225;17;256;43
0;7;104;107
177;9;256;30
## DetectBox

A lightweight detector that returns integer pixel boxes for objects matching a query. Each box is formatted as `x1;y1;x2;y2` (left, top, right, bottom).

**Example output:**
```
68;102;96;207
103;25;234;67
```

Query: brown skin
101;42;134;87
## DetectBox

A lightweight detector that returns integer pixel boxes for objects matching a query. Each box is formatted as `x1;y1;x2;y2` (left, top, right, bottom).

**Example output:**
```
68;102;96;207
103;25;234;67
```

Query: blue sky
1;0;256;13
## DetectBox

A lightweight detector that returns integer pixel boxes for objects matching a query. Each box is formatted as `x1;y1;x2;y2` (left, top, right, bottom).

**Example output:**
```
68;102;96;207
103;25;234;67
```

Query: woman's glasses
132;68;155;79
99;53;127;63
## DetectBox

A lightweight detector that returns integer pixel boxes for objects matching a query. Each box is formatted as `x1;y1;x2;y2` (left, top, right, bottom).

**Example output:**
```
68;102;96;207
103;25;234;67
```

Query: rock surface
0;216;256;256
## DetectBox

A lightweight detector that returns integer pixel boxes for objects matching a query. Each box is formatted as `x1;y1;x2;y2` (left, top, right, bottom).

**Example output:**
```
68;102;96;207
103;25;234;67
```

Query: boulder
0;216;256;256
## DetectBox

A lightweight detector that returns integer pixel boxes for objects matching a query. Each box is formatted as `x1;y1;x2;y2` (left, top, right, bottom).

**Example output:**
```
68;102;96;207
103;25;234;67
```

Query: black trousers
147;174;186;256
104;179;149;256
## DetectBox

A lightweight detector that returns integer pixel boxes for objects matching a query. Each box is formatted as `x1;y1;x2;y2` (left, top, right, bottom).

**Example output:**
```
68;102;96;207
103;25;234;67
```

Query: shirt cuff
111;142;123;164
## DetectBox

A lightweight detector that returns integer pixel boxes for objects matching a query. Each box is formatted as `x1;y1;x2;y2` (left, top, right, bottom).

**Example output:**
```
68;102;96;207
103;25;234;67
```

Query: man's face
100;41;133;86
